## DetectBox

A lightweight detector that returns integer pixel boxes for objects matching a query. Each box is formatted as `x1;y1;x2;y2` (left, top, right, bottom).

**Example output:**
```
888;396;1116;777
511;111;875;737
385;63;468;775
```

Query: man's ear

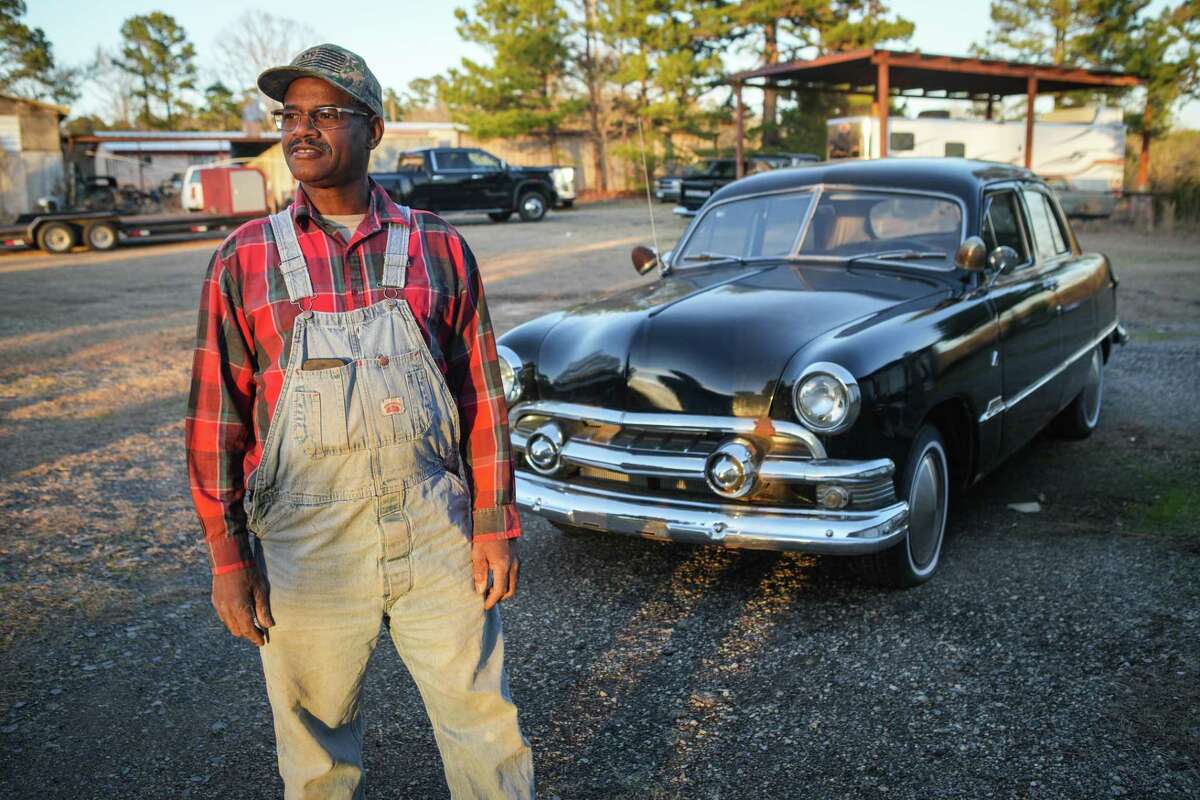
368;115;385;150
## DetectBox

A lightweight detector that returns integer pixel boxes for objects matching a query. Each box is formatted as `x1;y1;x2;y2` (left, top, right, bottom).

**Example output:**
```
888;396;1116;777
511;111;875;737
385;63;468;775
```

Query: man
185;44;535;799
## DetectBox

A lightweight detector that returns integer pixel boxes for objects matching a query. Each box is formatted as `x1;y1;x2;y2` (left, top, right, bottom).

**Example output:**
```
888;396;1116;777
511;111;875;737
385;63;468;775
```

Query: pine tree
115;13;197;130
441;0;581;159
709;0;912;148
0;0;77;103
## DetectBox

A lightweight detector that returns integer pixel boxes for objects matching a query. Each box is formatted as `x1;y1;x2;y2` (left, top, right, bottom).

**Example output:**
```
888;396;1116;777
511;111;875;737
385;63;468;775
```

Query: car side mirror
954;236;988;271
631;245;659;275
988;245;1021;275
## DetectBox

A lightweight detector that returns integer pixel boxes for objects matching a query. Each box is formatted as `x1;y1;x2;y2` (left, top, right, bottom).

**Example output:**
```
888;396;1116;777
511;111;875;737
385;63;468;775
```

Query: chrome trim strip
517;471;909;555
757;457;894;485
980;396;1005;423
978;320;1119;423
560;439;705;479
510;400;829;459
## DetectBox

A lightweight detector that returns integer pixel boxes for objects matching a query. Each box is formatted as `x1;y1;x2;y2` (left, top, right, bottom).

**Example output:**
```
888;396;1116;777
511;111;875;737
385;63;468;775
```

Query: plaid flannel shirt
185;179;521;575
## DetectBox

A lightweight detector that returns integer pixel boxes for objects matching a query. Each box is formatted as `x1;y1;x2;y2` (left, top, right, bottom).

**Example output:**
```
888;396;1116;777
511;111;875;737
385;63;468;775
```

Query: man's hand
212;565;275;646
472;538;519;610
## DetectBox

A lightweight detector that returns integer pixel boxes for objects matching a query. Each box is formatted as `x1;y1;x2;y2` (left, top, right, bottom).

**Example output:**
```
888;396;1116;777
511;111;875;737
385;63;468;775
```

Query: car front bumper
516;469;909;555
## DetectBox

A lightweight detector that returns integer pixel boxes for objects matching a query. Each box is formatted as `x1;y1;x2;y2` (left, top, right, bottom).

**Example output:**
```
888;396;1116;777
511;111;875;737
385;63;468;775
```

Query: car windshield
675;188;963;267
676;191;816;263
797;190;962;261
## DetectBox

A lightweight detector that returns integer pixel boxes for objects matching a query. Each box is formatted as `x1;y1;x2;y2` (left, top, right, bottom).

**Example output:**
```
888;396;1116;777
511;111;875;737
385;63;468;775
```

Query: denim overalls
244;208;534;799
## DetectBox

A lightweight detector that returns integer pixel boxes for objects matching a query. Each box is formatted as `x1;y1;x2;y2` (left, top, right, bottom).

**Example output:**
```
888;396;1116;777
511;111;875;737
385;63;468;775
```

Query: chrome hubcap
907;446;947;571
90;227;114;248
46;228;71;250
523;196;544;215
1081;349;1103;428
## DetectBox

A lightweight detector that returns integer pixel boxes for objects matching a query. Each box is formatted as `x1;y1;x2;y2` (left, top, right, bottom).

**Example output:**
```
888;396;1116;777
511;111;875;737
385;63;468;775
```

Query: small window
396;154;425;172
433;150;471;170
1021;190;1069;260
890;131;915;151
467;150;502;170
982;191;1029;266
944;142;965;158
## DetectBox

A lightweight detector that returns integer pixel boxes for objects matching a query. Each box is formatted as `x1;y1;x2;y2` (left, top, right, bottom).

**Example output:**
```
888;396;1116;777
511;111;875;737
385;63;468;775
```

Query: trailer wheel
84;222;118;251
36;222;77;254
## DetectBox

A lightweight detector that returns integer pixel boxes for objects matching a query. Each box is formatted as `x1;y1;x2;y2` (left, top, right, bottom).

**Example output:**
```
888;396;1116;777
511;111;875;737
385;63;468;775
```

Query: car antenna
636;115;662;262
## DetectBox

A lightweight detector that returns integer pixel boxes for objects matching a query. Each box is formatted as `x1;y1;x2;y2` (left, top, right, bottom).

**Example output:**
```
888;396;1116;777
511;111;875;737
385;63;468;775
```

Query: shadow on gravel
0;393;187;480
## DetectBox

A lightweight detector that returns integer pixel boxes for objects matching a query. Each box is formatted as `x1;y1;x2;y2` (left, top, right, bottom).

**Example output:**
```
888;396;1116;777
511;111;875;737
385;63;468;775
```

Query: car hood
534;261;947;416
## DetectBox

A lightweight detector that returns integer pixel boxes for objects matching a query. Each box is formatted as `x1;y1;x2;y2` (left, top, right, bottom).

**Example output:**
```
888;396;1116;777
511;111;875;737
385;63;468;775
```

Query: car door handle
1041;278;1059;290
432;175;447;181
471;173;483;179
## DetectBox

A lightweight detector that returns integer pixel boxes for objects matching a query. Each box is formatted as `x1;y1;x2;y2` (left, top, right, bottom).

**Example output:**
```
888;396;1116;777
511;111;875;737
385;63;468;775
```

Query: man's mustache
288;138;331;154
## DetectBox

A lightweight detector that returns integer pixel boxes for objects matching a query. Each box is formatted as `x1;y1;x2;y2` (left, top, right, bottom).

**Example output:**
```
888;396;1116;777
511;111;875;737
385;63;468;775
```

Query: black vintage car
372;147;570;222
496;158;1126;587
674;152;819;216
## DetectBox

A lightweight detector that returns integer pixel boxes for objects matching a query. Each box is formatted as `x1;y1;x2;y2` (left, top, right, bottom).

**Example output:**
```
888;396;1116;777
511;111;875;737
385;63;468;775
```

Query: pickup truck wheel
488;211;513;222
853;424;950;589
36;221;77;254
1051;347;1103;440
84;221;118;251
517;191;548;222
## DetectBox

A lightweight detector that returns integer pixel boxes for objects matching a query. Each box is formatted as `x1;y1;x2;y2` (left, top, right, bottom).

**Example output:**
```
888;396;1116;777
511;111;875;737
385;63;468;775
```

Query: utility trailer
0;210;260;254
2;165;269;254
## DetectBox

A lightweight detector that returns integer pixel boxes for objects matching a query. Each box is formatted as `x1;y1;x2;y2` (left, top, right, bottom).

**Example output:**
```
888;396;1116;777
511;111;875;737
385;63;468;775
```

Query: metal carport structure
727;49;1147;185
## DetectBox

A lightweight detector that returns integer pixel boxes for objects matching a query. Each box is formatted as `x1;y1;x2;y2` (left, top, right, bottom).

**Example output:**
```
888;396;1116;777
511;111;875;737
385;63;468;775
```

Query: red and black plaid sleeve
442;229;522;542
185;243;258;574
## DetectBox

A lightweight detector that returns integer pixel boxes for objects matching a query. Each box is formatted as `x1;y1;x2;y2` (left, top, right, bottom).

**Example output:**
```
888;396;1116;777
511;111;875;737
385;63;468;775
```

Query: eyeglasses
272;106;371;132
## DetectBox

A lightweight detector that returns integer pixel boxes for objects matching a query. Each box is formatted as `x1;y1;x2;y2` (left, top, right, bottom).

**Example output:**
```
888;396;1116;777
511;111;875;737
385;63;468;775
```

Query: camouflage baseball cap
257;43;383;119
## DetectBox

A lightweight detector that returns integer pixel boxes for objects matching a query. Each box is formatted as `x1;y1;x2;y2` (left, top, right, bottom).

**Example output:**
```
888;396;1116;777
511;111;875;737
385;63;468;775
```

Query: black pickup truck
372;147;572;222
674;152;819;216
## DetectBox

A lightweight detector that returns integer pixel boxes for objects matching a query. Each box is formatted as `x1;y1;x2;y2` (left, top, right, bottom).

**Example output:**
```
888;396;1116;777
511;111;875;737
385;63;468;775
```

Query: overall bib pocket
292;365;354;456
364;349;433;444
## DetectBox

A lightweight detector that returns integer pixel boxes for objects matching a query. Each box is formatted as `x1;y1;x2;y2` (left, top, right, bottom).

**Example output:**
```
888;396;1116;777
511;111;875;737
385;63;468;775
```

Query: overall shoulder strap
268;210;314;302
382;206;414;289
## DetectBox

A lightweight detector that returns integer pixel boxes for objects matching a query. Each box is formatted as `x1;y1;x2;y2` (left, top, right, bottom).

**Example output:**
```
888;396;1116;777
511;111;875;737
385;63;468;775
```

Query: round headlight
791;362;861;434
496;345;523;406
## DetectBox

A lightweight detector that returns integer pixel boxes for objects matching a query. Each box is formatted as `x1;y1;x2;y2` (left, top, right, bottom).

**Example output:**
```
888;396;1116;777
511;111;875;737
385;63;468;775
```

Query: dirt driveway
0;202;1196;798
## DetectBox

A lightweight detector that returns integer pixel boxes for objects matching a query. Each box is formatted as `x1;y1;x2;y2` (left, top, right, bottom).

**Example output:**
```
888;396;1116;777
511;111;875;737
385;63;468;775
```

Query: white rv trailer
826;108;1126;217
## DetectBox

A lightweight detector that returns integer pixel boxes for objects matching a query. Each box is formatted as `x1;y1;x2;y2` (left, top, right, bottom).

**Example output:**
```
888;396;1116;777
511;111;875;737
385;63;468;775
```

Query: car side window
434;150;471;171
1021;189;1069;260
397;154;425;172
467;150;502;171
982;191;1030;267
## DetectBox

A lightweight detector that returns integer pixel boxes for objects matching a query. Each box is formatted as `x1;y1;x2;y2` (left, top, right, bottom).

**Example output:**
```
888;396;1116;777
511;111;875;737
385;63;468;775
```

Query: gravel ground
0;202;1196;799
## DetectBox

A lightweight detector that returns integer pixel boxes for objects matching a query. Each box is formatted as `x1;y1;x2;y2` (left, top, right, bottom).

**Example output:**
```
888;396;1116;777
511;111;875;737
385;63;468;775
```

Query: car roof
709;158;1036;205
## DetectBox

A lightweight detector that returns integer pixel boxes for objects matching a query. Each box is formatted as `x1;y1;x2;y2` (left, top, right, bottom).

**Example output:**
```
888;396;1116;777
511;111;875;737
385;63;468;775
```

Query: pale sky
29;0;1200;130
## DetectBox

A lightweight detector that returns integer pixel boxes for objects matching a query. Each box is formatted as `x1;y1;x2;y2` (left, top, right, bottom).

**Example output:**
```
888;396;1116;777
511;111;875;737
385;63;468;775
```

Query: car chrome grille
512;410;819;504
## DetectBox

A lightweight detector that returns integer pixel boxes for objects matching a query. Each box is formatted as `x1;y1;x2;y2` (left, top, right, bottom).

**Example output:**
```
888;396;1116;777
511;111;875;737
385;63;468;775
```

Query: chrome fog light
525;421;565;475
704;437;760;499
816;484;851;510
